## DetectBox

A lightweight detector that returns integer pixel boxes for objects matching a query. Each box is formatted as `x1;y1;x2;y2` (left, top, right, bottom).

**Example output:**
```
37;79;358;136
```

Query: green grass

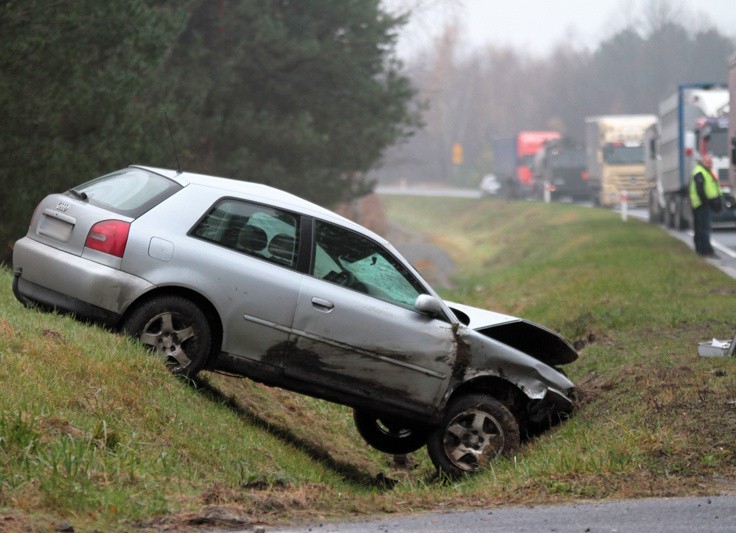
0;277;367;530
2;196;736;530
385;196;736;491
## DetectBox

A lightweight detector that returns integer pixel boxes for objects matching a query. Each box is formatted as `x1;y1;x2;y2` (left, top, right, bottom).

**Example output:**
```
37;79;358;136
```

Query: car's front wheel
353;410;429;455
122;295;212;378
427;394;520;478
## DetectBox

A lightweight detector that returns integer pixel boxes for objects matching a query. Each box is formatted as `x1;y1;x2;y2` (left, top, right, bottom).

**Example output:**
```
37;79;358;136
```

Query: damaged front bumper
446;300;578;423
527;386;576;424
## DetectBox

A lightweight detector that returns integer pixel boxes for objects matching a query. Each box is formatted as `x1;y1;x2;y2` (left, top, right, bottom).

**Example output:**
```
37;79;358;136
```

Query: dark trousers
692;205;713;255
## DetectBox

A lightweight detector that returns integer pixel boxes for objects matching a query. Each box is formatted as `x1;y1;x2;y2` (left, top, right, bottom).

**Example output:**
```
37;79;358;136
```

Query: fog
388;0;736;58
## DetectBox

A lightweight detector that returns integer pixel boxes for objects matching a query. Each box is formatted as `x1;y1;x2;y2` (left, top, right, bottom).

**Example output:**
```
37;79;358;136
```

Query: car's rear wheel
427;394;520;478
353;410;429;454
123;295;211;378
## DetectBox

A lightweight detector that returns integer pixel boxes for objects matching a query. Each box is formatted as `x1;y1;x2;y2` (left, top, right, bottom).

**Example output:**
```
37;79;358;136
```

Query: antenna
164;112;182;174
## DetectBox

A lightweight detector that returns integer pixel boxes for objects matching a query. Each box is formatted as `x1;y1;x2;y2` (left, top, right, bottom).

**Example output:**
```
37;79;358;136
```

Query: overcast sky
390;0;736;58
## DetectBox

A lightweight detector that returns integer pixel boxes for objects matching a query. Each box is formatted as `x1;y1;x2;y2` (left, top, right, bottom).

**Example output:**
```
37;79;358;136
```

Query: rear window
70;168;182;218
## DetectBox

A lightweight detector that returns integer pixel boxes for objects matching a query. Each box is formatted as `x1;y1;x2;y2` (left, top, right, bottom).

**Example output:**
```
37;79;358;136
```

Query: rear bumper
552;186;590;199
546;177;590;198
13;271;122;326
12;237;153;326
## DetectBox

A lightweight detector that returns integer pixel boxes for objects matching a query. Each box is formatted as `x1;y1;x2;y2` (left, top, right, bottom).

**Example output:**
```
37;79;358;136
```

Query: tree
160;0;419;205
378;4;734;185
590;28;651;113
0;0;419;264
0;0;189;261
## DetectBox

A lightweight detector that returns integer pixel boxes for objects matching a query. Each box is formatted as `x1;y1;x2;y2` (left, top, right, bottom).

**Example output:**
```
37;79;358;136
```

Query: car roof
132;165;387;243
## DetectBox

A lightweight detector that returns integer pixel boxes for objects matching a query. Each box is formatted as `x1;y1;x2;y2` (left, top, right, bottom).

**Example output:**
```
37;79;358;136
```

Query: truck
647;83;734;229
532;138;589;202
584;114;656;207
729;54;736;189
492;131;560;198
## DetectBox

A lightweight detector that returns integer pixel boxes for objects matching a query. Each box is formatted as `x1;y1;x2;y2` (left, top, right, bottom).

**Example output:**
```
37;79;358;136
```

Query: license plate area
37;212;75;242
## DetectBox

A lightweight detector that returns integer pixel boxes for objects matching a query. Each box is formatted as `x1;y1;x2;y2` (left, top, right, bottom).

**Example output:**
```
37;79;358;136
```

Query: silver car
12;166;577;478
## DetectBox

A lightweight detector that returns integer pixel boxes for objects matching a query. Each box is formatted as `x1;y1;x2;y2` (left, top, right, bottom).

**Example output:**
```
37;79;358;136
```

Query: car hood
446;301;578;366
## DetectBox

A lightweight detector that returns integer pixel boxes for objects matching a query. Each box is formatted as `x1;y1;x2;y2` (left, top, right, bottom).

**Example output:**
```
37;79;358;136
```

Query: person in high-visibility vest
689;153;722;258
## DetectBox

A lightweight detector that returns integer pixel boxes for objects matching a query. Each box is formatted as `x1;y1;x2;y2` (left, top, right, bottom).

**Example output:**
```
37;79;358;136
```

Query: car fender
448;325;575;404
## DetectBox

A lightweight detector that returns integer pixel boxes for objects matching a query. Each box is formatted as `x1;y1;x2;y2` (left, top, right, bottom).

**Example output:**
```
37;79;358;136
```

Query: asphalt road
273;495;736;532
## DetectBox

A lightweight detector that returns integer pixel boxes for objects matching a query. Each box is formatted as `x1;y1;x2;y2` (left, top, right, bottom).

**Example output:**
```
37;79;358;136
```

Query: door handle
311;297;334;312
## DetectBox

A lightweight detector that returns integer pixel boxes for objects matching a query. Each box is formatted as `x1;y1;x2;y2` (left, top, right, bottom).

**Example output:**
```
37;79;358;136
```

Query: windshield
519;155;535;167
602;143;644;165
550;150;586;168
703;129;728;157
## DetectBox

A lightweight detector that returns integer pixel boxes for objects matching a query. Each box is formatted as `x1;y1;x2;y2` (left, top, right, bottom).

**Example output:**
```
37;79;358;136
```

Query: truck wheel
123;295;212;378
664;199;674;228
427;394;520;478
353;410;429;454
674;196;689;230
647;193;662;224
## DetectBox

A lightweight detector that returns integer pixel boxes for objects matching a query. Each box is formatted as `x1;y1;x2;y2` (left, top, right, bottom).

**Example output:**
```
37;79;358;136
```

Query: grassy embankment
1;196;735;531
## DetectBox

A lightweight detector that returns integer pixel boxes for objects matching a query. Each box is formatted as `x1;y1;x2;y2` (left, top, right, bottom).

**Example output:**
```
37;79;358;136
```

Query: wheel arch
445;375;530;426
120;286;223;361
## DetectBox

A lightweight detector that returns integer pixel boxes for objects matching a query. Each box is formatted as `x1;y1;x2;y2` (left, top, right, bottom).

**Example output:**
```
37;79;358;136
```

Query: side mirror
415;294;444;317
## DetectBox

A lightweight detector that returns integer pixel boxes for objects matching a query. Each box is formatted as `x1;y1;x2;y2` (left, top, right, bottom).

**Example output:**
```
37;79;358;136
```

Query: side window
191;199;299;269
312;220;425;310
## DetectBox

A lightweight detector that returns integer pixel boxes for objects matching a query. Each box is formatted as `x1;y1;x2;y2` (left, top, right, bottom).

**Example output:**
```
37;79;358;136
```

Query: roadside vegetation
1;196;735;531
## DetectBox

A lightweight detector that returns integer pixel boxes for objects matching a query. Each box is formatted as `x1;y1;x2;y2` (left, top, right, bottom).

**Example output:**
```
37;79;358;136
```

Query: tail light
85;220;130;257
581;170;589;181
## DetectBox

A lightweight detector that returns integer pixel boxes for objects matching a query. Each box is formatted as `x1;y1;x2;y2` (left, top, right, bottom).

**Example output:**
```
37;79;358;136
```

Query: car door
187;197;304;365
284;219;457;414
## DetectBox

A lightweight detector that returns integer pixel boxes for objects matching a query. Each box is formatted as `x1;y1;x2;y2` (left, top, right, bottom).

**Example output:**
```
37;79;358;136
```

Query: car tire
427;394;520;478
122;295;212;378
353;410;429;455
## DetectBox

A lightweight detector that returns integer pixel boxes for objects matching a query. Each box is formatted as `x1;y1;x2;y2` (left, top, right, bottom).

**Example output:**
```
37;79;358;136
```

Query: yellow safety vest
689;163;721;209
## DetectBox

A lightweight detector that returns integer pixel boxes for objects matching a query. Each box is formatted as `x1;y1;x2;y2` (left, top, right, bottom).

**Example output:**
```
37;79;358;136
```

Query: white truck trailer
729;55;736;189
647;83;732;229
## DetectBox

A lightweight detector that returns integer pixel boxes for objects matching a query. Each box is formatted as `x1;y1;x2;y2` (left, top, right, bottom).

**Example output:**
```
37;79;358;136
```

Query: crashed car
12;166;577;477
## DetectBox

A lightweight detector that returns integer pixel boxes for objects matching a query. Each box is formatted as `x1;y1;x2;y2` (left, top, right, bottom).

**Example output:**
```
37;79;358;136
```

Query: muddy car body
13;166;577;477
